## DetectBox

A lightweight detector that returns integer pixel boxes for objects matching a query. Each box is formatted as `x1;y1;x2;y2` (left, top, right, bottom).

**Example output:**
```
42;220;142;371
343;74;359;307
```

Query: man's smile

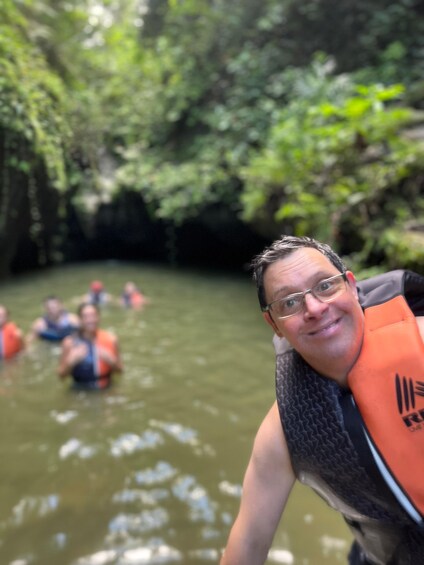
306;317;341;337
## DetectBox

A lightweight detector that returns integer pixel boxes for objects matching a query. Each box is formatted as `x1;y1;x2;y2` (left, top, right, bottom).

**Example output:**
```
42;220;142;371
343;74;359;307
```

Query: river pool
0;261;352;564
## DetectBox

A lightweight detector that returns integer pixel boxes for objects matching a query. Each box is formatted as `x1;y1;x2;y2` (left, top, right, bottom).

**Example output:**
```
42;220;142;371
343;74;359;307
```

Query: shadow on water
0;261;352;564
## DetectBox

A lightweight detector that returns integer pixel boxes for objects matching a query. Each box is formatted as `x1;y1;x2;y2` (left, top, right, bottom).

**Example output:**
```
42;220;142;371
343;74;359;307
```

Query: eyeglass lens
271;274;346;319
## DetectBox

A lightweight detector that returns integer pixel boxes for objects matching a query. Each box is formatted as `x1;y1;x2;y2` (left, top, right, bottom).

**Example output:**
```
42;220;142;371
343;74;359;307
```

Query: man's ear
346;271;358;299
263;311;283;337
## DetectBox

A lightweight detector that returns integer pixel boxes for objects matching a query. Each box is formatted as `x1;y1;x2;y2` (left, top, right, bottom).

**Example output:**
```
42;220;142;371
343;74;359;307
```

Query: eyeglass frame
261;272;348;320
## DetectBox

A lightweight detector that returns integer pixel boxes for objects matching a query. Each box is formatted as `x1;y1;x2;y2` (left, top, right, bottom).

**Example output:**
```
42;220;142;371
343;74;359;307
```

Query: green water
0;261;352;564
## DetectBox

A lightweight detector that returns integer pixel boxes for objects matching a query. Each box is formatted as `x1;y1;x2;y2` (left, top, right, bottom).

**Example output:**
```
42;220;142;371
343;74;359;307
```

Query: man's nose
302;291;328;317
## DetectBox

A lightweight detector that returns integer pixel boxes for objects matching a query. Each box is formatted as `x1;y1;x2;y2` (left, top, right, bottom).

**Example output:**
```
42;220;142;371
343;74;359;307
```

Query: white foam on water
267;548;295;564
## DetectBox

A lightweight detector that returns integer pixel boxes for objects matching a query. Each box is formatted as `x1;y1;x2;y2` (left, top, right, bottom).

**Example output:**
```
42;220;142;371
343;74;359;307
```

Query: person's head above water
90;280;104;293
43;296;65;321
124;281;138;294
77;303;100;337
252;235;364;384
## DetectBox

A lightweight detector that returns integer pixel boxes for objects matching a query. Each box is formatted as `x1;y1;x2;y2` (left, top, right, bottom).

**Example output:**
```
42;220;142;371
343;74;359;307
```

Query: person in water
82;280;113;306
221;235;424;565
58;303;122;390
0;305;24;360
119;281;148;310
28;296;79;343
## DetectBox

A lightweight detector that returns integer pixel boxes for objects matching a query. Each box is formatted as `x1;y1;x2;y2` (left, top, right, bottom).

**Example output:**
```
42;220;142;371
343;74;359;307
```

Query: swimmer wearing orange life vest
120;281;148;310
0;305;24;360
221;235;424;565
58;303;122;390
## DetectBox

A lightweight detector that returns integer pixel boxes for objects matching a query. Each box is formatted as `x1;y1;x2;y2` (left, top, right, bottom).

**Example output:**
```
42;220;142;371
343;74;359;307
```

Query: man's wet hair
44;295;60;303
77;302;100;317
251;236;347;310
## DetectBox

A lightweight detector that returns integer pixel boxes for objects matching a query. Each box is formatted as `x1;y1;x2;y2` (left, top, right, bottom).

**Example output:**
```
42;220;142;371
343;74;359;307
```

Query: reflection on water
0;262;352;564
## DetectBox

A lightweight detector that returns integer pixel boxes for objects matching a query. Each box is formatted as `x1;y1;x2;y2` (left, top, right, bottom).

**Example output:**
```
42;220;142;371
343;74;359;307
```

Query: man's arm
57;337;87;379
67;312;80;329
220;402;296;565
25;317;45;346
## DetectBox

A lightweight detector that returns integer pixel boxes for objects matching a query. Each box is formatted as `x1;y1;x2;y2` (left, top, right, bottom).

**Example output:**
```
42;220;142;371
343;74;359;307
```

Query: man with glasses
221;235;424;565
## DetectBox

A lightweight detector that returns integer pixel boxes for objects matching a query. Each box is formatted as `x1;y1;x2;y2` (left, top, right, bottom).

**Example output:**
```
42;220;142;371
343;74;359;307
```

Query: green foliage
241;66;424;266
0;0;69;189
274;0;424;83
379;229;424;271
2;0;424;274
116;146;233;224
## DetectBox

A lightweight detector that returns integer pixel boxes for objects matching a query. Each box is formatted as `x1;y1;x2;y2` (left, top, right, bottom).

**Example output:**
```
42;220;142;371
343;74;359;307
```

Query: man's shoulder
256;403;287;453
358;270;424;312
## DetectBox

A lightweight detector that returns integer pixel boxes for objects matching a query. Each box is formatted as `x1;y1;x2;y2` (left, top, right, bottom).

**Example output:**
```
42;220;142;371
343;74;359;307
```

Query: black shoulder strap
339;390;404;512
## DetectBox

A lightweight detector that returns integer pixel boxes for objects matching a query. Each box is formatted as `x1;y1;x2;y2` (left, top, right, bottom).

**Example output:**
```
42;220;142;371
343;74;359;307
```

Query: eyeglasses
262;272;348;320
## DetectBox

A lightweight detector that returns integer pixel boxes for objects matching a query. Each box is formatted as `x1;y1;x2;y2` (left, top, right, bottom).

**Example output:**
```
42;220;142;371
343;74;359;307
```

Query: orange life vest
348;293;424;523
95;329;117;384
122;290;145;309
71;329;117;389
0;322;23;360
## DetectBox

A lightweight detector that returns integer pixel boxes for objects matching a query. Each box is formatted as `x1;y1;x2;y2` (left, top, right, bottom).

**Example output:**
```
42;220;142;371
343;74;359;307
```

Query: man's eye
283;297;299;310
316;280;333;292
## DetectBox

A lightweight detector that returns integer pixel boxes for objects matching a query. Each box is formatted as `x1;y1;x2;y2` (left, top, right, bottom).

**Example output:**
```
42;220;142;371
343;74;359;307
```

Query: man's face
80;305;99;332
45;299;62;320
124;282;136;294
262;248;364;381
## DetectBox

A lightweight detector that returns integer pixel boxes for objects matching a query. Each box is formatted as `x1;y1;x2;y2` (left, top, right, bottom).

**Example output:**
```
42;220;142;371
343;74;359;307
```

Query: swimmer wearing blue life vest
83;280;113;306
221;235;424;565
28;296;79;344
58;303;122;390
